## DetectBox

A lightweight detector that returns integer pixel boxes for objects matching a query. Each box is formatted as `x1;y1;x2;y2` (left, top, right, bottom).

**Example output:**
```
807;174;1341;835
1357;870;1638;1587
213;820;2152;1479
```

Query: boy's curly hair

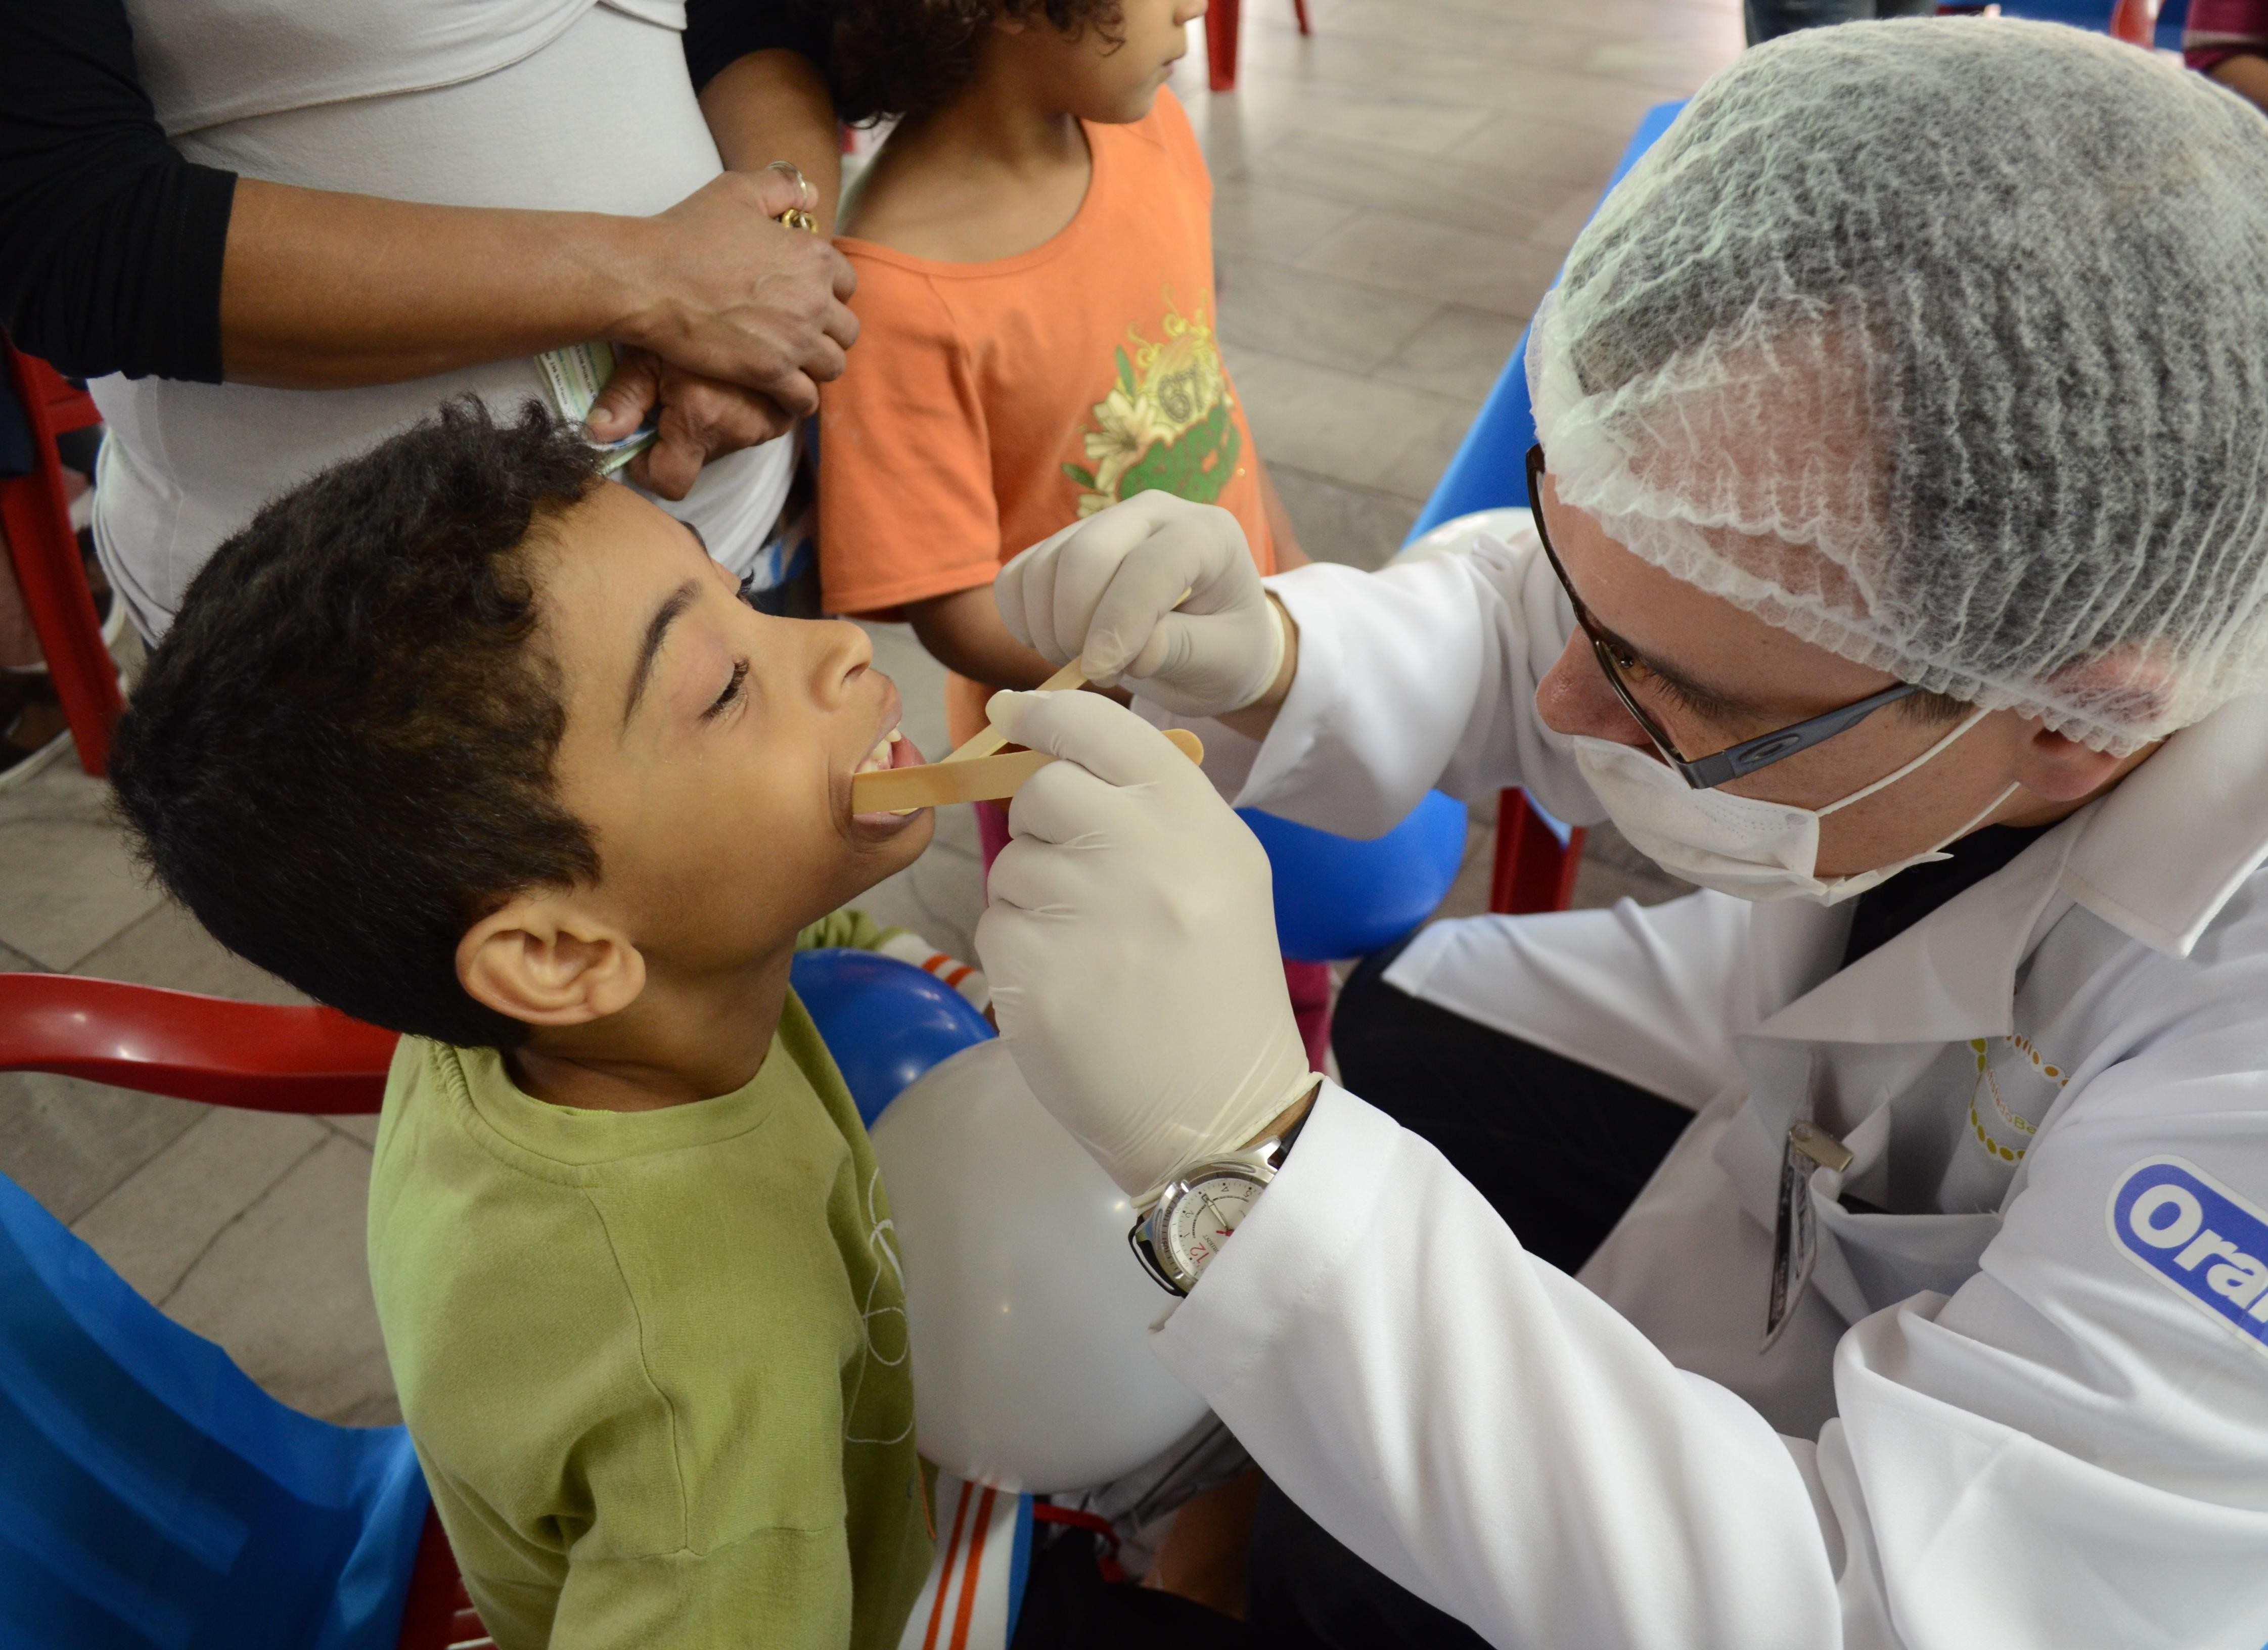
110;398;605;1051
831;0;1127;125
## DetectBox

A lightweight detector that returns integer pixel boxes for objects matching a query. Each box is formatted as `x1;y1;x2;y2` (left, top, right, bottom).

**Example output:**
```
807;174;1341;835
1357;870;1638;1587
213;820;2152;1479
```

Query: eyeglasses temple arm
1680;682;1924;789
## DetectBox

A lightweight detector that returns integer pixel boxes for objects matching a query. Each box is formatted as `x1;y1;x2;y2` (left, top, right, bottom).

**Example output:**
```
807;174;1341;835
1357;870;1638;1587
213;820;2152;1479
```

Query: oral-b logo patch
2109;1157;2268;1358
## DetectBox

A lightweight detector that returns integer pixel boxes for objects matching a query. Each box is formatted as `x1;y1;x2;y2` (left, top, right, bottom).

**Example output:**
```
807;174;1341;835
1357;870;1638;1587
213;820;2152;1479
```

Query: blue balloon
1241;790;1470;962
791;948;994;1126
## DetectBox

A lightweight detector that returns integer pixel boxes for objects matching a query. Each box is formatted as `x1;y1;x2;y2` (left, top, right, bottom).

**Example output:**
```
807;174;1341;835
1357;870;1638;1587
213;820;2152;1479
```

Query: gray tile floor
0;0;1727;1428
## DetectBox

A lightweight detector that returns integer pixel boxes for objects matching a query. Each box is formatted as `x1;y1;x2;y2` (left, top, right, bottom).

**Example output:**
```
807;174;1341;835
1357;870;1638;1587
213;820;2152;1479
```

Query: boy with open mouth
111;399;959;1649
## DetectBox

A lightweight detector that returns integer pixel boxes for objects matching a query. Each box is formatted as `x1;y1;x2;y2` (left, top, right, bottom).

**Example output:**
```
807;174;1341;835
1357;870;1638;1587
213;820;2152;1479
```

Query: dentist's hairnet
1527;19;2268;752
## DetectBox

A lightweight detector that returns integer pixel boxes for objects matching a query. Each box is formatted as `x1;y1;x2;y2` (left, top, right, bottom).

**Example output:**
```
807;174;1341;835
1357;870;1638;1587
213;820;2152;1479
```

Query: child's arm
902;584;1060;690
698;49;843;235
2211;52;2268;114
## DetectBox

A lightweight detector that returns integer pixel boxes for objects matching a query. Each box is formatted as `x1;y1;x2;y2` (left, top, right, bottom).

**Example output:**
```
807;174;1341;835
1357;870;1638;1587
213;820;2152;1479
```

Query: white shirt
92;0;794;635
1153;524;2268;1646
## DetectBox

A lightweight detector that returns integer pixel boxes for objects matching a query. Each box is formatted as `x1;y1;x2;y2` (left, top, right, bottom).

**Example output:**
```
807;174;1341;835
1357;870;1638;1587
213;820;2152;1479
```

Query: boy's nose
814;619;875;703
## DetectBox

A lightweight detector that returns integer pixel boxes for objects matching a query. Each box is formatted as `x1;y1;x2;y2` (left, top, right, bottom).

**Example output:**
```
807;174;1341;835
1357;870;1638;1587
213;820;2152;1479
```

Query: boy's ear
457;892;646;1029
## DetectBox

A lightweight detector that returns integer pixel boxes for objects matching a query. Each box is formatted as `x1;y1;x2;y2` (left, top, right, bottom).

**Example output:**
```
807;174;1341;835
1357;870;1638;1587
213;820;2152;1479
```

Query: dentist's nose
1536;630;1653;749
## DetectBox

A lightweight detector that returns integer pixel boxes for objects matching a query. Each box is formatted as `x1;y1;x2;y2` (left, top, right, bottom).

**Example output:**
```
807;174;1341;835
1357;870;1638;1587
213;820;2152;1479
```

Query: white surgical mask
1572;706;2020;905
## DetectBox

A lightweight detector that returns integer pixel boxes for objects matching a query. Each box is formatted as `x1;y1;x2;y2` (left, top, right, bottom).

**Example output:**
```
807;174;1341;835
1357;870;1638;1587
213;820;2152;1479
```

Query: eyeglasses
1526;444;1918;791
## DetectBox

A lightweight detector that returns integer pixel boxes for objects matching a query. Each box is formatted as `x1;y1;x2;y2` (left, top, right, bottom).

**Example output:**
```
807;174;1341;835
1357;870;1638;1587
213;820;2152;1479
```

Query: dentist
974;21;2268;1648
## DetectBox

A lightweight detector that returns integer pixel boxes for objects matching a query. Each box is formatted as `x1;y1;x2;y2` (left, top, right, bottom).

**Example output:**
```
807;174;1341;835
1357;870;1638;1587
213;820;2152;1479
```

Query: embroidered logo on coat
2108;1157;2268;1358
1967;1034;2067;1165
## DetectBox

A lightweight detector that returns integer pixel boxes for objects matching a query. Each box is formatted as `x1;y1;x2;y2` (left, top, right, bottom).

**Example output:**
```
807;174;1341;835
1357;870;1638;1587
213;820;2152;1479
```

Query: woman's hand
585;166;857;496
614;166;858;420
975;689;1316;1200
585;348;792;500
217;168;856;415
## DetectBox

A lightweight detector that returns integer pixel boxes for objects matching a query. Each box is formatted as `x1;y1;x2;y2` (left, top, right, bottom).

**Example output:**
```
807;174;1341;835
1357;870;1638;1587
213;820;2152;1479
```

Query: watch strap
1271;1091;1317;1165
1128;1218;1188;1297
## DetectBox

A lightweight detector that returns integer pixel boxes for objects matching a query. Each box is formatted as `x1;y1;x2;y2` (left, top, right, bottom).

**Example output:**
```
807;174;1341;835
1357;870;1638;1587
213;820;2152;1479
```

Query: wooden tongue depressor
854;728;1204;814
940;658;1088;765
938;586;1194;766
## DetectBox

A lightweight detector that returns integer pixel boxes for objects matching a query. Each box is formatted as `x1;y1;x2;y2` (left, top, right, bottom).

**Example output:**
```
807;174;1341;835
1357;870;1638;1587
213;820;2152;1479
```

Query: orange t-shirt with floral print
818;89;1274;744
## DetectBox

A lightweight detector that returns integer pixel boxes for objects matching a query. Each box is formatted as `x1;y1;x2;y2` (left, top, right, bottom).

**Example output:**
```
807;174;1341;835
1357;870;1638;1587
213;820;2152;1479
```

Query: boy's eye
704;659;749;721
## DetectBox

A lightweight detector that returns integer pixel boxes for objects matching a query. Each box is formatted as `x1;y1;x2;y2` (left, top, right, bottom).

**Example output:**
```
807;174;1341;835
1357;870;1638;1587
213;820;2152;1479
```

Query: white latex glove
994;493;1287;717
975;689;1317;1200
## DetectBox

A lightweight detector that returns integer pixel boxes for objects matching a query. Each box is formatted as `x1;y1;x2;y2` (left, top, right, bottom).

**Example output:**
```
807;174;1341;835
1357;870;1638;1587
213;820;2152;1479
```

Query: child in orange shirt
815;0;1307;794
817;0;1330;1084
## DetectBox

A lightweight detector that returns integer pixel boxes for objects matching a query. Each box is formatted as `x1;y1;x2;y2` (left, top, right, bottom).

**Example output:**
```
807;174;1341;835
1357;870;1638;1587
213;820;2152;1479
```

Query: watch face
1161;1168;1268;1282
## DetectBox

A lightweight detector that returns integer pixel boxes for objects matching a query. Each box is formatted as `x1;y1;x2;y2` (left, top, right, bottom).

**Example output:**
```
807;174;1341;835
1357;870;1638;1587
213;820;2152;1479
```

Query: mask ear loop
1816;705;1995;819
1930;780;2025;854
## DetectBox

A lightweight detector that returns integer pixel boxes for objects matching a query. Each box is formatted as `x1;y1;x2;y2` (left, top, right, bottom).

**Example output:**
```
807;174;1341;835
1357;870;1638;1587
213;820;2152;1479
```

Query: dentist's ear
2010;723;2140;803
2012;650;2178;803
457;893;647;1028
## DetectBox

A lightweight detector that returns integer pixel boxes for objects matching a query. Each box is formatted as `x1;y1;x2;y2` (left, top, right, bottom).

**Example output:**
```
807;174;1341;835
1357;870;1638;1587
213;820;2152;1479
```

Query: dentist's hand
994;494;1288;718
975;690;1317;1200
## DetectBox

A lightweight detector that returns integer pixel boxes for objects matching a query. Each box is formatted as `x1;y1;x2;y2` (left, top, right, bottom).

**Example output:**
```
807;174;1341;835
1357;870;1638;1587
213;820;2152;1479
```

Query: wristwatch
1129;1103;1313;1297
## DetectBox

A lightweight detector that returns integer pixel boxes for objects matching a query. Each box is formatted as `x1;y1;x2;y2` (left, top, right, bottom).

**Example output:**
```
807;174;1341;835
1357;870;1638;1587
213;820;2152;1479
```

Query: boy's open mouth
851;728;928;830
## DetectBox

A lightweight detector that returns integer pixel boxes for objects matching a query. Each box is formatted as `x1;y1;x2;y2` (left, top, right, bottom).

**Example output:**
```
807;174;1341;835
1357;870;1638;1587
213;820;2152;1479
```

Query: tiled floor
0;0;1730;1428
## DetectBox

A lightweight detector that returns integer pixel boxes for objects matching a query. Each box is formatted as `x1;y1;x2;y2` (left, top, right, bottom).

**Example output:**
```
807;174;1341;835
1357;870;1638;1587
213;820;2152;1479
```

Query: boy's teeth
855;727;902;775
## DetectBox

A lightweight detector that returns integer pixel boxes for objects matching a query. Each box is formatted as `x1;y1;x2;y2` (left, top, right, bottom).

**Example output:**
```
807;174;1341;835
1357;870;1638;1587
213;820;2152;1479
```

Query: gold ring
765;162;817;233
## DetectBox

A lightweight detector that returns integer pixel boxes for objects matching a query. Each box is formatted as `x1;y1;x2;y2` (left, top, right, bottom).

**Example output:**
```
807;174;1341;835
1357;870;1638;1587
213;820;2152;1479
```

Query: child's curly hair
830;0;1127;125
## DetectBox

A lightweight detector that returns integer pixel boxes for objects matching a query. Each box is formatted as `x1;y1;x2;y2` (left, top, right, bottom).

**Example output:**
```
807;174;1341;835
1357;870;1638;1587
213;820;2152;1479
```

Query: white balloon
870;1039;1211;1494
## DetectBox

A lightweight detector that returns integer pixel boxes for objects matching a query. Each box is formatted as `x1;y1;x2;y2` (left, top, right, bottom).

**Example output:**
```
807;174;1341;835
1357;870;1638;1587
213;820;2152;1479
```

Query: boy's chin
845;804;936;883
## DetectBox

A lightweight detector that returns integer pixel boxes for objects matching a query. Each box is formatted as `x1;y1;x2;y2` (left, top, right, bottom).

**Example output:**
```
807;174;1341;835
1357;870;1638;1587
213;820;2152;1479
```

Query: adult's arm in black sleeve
684;0;834;95
0;0;236;383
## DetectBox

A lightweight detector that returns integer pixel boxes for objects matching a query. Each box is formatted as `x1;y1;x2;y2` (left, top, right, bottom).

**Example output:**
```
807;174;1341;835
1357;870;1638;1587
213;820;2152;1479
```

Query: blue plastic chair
0;951;1021;1650
0;1173;433;1650
0;975;484;1650
1240;795;1475;961
1397;102;1685;914
1411;101;1685;540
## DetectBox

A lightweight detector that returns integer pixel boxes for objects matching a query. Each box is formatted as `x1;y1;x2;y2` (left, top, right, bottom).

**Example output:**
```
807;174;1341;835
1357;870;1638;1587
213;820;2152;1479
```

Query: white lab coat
1149;526;2268;1647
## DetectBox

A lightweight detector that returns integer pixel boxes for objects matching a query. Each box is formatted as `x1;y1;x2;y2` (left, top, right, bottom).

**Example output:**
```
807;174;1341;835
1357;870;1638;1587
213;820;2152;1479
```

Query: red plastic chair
0;972;492;1650
1488;791;1586;915
1;341;121;775
1205;0;1312;94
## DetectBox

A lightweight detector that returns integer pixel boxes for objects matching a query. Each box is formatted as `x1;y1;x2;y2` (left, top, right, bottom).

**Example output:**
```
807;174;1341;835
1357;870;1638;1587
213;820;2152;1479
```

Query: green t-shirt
367;916;931;1649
